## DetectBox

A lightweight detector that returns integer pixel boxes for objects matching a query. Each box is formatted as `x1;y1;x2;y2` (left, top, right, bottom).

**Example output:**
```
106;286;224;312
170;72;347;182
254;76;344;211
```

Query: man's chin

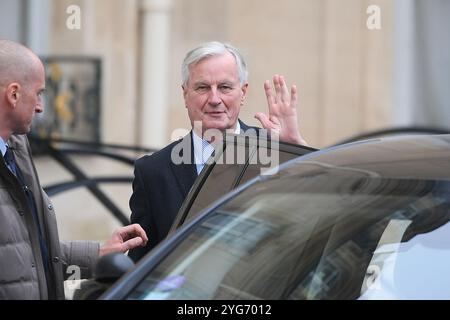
21;125;32;135
13;127;31;135
202;120;234;132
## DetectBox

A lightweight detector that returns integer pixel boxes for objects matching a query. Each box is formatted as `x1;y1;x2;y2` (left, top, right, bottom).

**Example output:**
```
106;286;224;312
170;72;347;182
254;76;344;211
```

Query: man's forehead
191;52;237;69
192;78;236;85
189;62;239;80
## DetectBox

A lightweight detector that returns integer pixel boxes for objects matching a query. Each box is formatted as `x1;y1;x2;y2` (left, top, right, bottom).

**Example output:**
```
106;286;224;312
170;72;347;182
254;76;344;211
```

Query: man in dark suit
128;41;308;261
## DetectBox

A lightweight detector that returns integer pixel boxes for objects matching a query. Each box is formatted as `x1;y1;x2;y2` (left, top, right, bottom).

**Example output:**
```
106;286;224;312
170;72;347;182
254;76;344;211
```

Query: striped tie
202;139;214;164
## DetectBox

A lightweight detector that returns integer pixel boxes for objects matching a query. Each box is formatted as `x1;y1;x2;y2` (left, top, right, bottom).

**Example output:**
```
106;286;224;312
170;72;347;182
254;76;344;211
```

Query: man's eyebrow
193;81;209;87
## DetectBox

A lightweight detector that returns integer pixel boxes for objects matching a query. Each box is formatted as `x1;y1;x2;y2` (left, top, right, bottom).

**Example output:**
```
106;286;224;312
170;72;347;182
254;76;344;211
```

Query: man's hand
255;74;308;146
99;223;148;257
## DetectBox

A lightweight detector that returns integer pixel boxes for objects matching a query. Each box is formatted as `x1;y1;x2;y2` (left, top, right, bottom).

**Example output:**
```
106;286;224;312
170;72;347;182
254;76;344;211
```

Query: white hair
181;41;248;87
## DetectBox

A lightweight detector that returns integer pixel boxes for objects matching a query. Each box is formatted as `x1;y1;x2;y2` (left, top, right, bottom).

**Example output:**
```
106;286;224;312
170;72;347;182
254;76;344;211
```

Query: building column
393;0;415;126
139;0;173;149
26;0;51;54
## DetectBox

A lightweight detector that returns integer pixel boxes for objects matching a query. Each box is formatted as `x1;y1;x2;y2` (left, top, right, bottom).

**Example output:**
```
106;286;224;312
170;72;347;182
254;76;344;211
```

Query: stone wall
48;0;393;149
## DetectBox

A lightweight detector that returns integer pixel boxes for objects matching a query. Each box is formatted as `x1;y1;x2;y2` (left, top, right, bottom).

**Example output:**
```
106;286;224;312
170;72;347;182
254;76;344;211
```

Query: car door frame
169;133;316;233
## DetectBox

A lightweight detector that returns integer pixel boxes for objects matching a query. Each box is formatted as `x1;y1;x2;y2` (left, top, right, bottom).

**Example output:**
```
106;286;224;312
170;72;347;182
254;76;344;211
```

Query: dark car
169;133;316;233
95;133;450;300
74;133;315;299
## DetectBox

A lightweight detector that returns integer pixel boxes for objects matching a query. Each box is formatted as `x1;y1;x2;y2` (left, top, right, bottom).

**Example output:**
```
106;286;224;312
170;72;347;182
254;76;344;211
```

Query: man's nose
35;103;44;113
208;87;221;106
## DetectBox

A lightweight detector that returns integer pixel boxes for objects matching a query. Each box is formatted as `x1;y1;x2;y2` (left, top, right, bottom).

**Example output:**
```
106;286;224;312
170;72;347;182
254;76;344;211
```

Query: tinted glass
176;143;254;227
176;136;314;228
238;146;305;186
127;163;450;300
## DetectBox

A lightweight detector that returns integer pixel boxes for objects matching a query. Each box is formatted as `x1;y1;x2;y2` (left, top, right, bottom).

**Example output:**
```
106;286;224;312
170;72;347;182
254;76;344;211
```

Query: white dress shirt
192;122;241;174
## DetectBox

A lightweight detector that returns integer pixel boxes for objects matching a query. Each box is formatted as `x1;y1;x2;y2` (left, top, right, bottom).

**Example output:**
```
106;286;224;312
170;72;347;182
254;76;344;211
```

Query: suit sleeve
128;161;154;262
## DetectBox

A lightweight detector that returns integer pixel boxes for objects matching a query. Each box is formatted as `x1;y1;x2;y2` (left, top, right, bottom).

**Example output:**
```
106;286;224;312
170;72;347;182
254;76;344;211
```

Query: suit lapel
169;132;198;198
168;122;256;198
239;119;259;136
239;119;251;132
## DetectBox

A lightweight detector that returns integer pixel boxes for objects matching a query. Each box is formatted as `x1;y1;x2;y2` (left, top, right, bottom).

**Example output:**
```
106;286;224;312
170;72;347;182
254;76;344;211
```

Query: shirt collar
0;136;7;157
192;121;241;166
192;130;211;166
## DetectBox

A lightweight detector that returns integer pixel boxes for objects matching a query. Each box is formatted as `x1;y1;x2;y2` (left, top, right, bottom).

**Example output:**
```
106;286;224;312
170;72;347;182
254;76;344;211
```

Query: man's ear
6;83;20;108
240;83;249;106
182;85;188;108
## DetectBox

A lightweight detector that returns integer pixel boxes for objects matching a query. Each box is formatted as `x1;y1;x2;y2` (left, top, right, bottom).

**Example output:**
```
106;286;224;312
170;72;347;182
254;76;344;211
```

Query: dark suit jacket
128;120;257;262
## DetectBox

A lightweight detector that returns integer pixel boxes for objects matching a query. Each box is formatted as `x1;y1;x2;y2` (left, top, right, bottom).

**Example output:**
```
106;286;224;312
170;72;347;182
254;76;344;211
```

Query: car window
125;162;450;300
174;142;254;229
237;146;305;186
170;134;315;231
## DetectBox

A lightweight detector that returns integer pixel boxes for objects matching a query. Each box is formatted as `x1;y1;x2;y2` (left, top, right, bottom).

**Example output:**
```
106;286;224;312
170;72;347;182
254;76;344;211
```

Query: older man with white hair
129;41;308;262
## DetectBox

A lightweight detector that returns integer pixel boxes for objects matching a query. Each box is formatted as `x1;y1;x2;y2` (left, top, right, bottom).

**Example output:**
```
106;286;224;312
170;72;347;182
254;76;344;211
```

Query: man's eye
219;85;232;91
195;86;209;91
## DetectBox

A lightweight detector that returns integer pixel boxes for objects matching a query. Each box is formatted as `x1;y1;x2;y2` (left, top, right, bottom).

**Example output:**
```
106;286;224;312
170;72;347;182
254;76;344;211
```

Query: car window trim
169;133;316;233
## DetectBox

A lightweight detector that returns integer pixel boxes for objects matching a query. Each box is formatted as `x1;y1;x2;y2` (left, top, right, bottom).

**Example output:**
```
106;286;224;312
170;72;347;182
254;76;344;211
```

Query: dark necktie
4;146;19;176
201;139;214;164
4;146;50;272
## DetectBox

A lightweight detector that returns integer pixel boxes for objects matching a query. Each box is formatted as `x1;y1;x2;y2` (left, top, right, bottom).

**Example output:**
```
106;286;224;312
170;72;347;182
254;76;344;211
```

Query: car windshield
126;161;450;300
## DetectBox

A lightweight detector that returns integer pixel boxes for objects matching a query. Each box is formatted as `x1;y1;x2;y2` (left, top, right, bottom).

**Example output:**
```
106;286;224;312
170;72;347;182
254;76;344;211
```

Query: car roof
278;134;450;181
